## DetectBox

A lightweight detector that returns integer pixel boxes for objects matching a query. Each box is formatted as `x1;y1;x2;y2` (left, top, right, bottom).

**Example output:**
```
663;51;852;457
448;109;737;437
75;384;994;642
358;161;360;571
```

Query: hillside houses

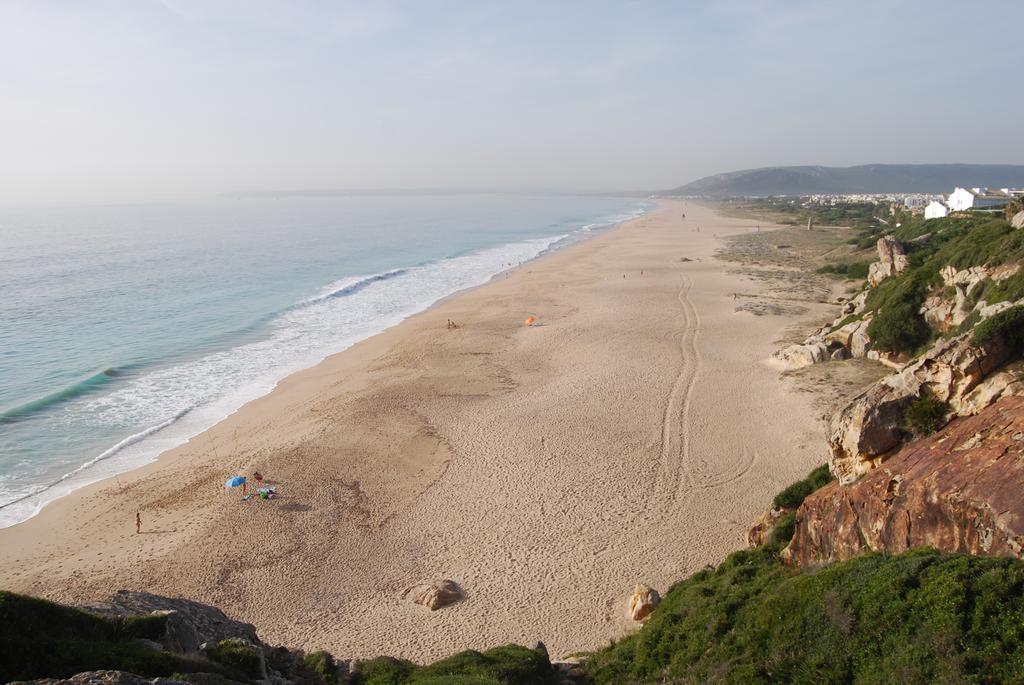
947;187;1020;212
924;186;1023;219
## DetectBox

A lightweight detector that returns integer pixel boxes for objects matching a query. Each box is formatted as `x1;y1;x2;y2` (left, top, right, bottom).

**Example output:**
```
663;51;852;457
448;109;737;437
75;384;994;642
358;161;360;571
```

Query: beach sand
0;201;840;661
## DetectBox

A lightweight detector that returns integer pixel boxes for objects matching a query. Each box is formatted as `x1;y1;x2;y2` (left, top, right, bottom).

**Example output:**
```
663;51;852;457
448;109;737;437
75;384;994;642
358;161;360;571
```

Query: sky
1;0;1022;202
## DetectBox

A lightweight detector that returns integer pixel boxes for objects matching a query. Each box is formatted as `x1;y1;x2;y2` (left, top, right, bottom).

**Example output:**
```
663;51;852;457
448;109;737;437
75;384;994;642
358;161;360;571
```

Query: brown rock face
747;507;786;547
402;580;464;610
786;396;1024;566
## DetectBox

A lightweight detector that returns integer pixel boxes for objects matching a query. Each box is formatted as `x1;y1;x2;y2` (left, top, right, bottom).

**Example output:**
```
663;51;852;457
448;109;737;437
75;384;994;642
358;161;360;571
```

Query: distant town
802;187;1024;220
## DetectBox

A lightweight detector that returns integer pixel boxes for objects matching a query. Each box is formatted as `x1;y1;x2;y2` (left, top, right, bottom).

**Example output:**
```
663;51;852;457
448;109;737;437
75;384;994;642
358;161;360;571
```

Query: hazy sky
1;0;1022;202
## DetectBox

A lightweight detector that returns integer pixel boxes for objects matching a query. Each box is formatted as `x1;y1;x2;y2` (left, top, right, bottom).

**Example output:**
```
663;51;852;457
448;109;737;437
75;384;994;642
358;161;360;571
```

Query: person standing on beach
135;512;141;534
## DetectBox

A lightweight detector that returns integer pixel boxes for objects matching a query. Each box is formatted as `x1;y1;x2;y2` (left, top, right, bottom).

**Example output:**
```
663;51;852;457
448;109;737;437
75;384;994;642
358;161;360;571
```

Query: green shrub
902;396;949;437
583;550;1024;684
770;512;797;545
352;646;553;685
986;270;1024;305
773;464;834;510
205;639;262;680
816;261;871;280
867;301;931;354
972;305;1024;348
304;650;337;685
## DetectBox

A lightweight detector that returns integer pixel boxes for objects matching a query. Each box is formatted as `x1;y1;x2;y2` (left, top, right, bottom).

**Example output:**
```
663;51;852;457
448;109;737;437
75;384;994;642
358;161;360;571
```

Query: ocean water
0;193;650;527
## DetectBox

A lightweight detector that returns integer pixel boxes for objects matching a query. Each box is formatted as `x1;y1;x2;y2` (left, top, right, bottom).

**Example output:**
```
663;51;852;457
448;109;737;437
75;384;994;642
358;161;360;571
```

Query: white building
924;200;949;220
947;187;1012;212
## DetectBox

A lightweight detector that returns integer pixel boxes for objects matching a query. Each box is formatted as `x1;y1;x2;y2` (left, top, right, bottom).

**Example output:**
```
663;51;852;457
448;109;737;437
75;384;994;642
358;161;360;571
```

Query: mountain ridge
664;163;1024;197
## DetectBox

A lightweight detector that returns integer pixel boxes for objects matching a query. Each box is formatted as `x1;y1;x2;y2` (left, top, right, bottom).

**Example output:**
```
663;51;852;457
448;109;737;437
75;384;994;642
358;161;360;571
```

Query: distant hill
664;164;1024;197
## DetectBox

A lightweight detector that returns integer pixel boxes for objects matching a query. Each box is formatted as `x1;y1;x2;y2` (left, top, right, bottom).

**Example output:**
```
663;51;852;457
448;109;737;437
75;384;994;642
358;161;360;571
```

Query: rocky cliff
784;396;1024;566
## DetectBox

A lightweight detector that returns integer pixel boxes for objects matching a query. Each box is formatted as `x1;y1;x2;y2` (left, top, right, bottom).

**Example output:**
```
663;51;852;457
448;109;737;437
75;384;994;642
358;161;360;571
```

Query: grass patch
583;549;1024;684
832;312;864;330
352;645;555;685
816;260;871;280
773;464;834;510
972;305;1024;348
204;639;261;679
304;650;338;685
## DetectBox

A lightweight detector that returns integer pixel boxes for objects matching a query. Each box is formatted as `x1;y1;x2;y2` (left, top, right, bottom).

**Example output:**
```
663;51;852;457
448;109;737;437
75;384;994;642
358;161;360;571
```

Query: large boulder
828;381;915;484
867;236;909;287
828;330;1018;483
824;317;872;358
628;584;661;622
1011;210;1024;229
785;396;1024;566
770;341;830;370
402;580;464;610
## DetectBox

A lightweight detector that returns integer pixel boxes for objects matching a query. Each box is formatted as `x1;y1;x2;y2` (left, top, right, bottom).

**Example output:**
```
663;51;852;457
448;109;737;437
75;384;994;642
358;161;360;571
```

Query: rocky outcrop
402;580;464;610
867;236;908;287
770;340;831;370
828;331;1021;483
1012;210;1024;229
785;396;1024;566
769;292;874;371
53;591;333;685
78;591;258;655
11;671;182;685
828;381;915;484
747;507;786;547
923;264;1023;331
628;584;661;622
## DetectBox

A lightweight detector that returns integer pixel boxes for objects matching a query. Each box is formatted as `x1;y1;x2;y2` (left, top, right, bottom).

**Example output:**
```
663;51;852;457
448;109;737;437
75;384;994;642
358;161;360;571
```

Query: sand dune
0;201;836;661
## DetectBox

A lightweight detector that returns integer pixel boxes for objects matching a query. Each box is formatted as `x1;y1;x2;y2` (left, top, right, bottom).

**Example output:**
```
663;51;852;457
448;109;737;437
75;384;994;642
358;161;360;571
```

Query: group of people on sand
446;318;459;330
135;469;273;533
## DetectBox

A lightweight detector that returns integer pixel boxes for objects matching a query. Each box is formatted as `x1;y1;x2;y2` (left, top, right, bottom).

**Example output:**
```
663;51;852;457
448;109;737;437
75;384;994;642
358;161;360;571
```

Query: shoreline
0;204;648;530
0;200;838;661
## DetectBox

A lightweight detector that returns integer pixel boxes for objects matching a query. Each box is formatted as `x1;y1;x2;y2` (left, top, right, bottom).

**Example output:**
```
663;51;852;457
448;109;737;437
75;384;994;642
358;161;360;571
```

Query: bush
583;550;1024;684
773;464;834;510
351;645;555;685
816;261;871;280
867;301;932;354
304;650;337;685
902;396;949;437
771;512;797;545
972;305;1024;348
204;639;262;680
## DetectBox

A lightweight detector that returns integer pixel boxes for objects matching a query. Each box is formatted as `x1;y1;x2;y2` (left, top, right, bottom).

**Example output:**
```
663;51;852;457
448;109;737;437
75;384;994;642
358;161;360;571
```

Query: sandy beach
0;201;839;661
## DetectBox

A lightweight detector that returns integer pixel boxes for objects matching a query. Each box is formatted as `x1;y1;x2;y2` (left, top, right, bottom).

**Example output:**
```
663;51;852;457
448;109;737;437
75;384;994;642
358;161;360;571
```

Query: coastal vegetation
583;548;1024;684
351;646;555;685
772;463;833;510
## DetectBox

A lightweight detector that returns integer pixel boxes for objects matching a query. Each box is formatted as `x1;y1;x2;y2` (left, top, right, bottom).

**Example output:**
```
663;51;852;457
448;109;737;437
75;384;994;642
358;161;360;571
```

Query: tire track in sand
656;273;702;512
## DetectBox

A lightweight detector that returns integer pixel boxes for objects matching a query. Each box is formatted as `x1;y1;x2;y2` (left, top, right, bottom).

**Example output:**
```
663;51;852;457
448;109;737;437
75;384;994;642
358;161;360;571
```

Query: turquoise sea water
0;194;650;527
